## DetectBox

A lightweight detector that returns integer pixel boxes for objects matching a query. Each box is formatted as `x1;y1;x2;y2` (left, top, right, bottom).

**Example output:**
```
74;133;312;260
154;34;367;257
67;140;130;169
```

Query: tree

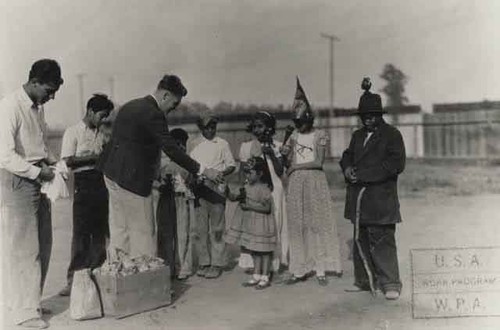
379;64;409;107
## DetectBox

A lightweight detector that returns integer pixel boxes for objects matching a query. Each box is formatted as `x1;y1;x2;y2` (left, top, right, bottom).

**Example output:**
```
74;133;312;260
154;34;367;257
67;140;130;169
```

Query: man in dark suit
100;75;222;261
339;78;406;300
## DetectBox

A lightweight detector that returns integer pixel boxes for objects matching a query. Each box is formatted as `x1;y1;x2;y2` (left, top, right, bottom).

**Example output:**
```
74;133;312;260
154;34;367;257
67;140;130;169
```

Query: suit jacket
339;120;405;225
99;95;200;197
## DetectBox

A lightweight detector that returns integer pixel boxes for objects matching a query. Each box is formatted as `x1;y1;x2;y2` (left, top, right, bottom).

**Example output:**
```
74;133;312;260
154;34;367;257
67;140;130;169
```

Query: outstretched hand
202;168;224;184
279;145;292;157
261;145;274;156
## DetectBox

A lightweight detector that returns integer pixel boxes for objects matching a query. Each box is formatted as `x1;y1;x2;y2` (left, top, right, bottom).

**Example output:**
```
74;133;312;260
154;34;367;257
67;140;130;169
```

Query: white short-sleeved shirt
189;136;236;171
61;121;105;172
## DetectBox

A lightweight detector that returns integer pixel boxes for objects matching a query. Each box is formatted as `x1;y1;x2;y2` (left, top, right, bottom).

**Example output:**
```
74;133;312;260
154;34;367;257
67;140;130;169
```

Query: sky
1;0;499;128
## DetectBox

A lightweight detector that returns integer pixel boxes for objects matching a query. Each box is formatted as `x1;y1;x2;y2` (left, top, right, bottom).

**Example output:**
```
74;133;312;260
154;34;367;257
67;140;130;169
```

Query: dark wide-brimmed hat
356;77;386;115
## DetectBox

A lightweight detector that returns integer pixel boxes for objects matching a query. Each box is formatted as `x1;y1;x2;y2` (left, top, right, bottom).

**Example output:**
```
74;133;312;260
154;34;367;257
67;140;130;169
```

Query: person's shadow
169;280;191;305
41;294;70;322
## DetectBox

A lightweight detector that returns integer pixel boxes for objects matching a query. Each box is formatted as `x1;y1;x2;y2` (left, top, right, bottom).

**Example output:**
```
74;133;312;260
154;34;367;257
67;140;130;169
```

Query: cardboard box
95;266;171;318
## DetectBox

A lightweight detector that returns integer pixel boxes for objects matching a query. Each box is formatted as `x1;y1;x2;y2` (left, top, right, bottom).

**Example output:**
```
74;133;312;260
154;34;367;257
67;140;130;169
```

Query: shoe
36;307;52;315
177;274;189;281
255;279;271;290
18;317;49;329
242;278;259;287
204;266;222;279
384;290;400;300
58;285;71;297
344;284;371;292
326;271;343;278
197;266;210;277
316;276;328;287
244;268;254;275
284;275;307;285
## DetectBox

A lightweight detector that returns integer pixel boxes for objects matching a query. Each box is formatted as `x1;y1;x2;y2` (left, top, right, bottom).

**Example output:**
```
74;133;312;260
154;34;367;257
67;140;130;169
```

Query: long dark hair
245;156;273;191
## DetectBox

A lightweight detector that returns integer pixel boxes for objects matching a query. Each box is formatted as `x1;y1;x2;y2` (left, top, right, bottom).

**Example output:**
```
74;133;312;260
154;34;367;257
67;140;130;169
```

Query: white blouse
294;132;315;164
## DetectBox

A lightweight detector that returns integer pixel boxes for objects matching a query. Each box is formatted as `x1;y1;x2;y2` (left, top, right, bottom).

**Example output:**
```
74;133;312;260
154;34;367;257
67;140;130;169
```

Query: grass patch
227;160;500;201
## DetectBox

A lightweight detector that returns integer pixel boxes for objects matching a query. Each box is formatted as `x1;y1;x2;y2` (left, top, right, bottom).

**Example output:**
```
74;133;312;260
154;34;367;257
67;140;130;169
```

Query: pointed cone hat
292;76;314;121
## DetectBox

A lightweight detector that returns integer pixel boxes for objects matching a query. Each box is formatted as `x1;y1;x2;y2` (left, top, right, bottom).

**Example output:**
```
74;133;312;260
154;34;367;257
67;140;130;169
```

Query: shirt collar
200;135;219;143
149;94;161;108
80;120;93;130
18;87;38;111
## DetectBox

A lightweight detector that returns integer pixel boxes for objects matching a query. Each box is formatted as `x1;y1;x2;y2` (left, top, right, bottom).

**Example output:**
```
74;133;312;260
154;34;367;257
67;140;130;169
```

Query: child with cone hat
280;77;343;286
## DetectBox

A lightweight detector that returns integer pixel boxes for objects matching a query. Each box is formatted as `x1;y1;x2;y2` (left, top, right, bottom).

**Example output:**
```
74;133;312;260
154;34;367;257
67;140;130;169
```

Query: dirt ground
3;190;500;330
3;161;500;330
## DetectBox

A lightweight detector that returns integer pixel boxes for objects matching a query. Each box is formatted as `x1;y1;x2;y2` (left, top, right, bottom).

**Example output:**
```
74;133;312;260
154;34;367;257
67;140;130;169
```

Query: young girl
225;156;277;289
281;78;342;286
236;112;288;272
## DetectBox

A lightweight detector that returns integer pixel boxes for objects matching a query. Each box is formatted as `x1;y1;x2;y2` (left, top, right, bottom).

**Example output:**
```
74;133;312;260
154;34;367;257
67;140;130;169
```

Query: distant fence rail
47;109;500;161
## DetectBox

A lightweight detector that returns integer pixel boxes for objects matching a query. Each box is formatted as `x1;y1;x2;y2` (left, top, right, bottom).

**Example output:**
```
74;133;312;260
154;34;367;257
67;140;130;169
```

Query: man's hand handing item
202;168;224;184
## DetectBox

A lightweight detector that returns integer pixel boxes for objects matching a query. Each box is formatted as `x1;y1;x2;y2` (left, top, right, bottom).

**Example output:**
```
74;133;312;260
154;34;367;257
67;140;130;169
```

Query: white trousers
104;177;156;259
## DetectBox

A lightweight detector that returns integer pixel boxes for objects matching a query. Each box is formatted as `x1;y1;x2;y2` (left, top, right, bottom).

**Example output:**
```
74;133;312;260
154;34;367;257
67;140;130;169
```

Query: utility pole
320;33;340;112
76;73;86;116
108;75;115;100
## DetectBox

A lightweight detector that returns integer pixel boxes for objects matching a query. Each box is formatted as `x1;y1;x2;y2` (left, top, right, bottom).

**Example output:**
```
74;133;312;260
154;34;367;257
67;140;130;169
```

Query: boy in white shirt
58;94;114;296
190;113;236;279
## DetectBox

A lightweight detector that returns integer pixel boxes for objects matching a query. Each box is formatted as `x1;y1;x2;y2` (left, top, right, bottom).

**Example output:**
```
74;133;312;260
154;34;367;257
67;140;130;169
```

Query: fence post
453;113;460;157
435;118;442;158
413;124;418;158
479;123;486;159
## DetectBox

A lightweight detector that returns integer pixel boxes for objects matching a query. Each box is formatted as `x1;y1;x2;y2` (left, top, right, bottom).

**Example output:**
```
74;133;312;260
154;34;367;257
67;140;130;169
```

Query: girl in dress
225;156;277;289
236;112;288;272
281;78;342;286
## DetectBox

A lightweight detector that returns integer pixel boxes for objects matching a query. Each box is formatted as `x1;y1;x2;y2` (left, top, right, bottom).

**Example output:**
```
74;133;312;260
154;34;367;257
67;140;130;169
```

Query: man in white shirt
190;113;236;279
0;59;63;329
57;94;114;297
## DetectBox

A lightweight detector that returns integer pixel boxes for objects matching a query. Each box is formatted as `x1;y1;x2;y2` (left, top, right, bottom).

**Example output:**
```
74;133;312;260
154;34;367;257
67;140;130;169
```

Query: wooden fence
47;109;500;160
422;109;500;159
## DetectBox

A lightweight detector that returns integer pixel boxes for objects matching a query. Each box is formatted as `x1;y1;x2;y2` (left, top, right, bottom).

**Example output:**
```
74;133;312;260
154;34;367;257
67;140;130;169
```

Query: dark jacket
339;120;406;225
99;95;200;197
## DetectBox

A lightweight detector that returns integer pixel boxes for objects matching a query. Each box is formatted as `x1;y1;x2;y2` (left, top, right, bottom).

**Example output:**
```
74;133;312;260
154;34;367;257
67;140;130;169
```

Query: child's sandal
284;275;307;285
255;279;271;290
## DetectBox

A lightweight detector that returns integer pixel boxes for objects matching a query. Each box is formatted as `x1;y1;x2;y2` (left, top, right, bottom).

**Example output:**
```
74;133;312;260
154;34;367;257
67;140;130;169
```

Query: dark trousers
66;170;109;285
353;224;401;293
156;176;178;277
